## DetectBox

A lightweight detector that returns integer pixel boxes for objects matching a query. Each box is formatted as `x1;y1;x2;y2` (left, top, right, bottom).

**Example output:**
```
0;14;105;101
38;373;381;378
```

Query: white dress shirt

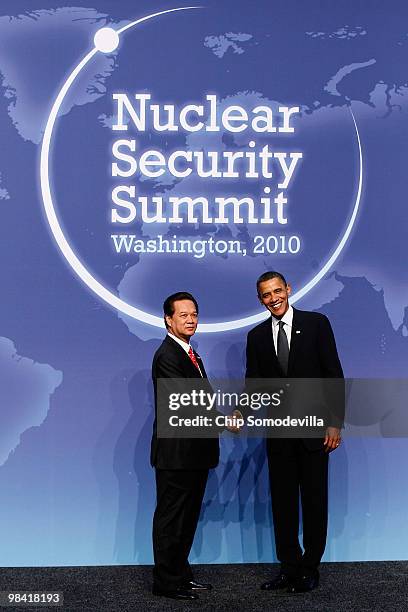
271;305;293;353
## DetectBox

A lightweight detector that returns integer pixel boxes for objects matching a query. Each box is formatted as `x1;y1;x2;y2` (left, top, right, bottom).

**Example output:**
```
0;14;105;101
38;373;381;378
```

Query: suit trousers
152;468;209;590
268;439;328;578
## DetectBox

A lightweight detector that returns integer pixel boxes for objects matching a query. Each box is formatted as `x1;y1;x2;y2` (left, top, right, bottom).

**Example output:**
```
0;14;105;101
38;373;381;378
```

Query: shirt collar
272;305;293;328
167;332;191;354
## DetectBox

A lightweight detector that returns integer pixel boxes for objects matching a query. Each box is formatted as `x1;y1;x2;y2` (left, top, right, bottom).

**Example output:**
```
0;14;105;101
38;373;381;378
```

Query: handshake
225;410;244;433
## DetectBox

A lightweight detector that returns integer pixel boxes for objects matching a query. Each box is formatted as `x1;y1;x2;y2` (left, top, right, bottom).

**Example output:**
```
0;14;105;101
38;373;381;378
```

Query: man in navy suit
245;271;344;593
151;292;218;601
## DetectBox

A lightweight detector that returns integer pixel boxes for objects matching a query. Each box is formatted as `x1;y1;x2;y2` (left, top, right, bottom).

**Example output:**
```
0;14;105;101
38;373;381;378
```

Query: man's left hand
324;427;341;452
225;410;243;433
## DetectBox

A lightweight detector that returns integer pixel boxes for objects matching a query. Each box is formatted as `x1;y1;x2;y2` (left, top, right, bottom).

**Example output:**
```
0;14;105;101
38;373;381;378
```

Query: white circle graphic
40;7;363;333
94;27;119;53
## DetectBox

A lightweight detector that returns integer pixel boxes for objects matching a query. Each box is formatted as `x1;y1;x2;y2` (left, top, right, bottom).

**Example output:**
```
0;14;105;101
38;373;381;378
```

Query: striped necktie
188;346;201;372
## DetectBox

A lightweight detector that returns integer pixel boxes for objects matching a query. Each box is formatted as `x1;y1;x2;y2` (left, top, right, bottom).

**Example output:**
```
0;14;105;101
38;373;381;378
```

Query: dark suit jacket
151;335;219;470
245;308;344;451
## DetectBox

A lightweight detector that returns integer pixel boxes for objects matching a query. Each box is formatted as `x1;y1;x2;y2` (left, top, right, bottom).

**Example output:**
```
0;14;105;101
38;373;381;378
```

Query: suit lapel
193;350;207;378
164;335;204;378
259;318;284;376
287;308;302;375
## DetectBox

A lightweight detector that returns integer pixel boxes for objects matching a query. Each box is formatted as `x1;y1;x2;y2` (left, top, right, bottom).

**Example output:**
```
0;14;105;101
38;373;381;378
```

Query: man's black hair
256;271;288;296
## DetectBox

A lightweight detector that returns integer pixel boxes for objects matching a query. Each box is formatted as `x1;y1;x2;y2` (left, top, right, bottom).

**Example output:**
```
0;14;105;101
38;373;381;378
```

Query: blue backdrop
1;0;407;566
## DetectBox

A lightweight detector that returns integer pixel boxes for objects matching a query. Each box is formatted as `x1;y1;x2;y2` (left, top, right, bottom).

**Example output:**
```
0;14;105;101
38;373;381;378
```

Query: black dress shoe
260;573;294;591
185;579;213;590
152;586;199;600
287;574;319;593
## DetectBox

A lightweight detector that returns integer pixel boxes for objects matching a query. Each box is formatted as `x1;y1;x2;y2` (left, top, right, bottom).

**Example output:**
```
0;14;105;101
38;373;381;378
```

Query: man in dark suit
245;271;344;593
151;291;219;601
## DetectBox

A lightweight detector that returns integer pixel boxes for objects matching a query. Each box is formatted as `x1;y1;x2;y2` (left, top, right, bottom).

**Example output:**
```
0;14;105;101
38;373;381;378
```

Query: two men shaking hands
151;271;344;600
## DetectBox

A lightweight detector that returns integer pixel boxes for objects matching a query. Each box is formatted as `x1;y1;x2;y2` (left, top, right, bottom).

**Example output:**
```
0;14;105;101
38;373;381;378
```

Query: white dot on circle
94;27;119;53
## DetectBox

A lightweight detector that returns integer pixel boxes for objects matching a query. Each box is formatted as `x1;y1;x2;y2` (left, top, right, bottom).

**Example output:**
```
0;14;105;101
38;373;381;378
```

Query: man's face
258;277;291;319
165;299;198;342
